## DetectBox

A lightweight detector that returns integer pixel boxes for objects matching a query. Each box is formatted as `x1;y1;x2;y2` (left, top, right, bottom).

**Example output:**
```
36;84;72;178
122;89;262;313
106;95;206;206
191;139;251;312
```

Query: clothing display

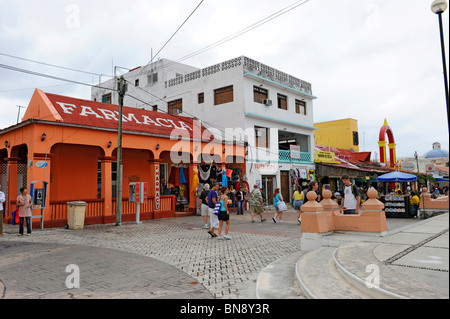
179;167;186;184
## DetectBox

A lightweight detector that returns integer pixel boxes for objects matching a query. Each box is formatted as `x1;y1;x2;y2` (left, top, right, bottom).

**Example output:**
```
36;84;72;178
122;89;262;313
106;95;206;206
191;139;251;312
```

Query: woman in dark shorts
218;186;231;240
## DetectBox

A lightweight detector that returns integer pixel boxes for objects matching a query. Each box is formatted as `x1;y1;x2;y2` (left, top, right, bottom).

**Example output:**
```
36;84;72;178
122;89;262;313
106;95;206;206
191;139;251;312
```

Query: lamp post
431;0;449;132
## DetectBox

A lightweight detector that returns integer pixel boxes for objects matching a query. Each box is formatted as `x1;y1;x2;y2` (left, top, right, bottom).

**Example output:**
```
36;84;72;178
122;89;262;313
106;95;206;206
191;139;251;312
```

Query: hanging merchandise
299;169;308;179
179;167;186;184
198;165;211;182
210;165;218;180
222;169;228;187
169;167;179;185
308;170;316;181
191;168;199;193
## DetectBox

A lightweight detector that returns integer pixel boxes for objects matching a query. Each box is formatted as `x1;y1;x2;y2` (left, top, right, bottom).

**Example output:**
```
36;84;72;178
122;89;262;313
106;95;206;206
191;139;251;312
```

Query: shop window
255;126;270;149
214;85;234;105
295;100;306;115
277;94;287;110
254;86;268;104
168;99;183;115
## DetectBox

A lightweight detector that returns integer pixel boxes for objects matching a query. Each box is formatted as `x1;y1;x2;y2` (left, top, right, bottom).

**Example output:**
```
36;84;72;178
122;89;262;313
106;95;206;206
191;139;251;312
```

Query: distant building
314;119;359;152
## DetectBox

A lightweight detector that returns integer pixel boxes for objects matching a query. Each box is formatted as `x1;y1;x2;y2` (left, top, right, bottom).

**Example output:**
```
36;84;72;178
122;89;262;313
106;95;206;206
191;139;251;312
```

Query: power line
132;0;206;82
0;63;116;92
129;0;311;79
0;52;112;78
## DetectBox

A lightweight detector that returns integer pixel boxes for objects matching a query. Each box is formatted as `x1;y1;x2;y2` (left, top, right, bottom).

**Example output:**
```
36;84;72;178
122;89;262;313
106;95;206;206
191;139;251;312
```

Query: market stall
377;171;417;218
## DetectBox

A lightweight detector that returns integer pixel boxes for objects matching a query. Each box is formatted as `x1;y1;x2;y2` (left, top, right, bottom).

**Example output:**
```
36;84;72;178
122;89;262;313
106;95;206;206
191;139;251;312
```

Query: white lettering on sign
155;165;160;210
56;102;77;114
54;100;194;132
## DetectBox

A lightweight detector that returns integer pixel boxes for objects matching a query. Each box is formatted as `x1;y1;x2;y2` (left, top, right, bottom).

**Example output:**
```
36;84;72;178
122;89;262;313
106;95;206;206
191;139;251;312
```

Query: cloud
0;0;448;158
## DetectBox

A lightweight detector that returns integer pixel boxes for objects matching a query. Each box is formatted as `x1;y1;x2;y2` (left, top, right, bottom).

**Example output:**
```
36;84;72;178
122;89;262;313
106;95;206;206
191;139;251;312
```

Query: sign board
155;165;160;210
315;150;337;163
401;161;416;171
290;145;301;160
35;161;49;168
425;163;435;173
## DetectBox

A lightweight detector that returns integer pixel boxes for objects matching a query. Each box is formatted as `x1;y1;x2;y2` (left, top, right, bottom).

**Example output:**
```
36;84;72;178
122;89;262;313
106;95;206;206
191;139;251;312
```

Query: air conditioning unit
172;109;182;115
263;99;272;106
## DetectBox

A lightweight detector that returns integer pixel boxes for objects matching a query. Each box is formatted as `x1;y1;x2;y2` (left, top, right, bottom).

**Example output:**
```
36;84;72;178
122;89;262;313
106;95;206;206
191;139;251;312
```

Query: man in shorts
207;183;220;237
199;184;211;229
249;184;266;223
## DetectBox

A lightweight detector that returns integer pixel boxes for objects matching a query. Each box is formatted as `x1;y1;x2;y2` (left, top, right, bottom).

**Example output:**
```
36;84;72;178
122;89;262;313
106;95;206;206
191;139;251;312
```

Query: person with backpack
340;175;361;215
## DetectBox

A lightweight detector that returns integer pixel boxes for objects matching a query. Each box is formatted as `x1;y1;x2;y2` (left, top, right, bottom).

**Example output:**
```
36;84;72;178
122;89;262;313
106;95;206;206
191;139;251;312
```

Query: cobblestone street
1;211;306;299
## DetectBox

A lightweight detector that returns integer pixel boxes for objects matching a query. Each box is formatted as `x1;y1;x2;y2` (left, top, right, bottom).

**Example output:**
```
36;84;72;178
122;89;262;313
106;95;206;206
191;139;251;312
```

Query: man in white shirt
0;184;5;236
340;175;360;215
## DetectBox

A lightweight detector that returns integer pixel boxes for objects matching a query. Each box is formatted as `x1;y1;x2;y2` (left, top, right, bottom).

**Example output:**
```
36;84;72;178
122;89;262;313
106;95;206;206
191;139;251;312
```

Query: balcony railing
279;150;312;164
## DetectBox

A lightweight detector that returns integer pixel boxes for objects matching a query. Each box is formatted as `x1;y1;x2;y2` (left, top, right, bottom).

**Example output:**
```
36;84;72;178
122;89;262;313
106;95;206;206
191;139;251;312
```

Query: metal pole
116;75;125;226
437;12;449;132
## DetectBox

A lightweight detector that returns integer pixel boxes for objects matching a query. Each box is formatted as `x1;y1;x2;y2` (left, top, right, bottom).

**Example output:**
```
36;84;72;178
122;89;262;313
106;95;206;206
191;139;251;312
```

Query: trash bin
67;201;87;230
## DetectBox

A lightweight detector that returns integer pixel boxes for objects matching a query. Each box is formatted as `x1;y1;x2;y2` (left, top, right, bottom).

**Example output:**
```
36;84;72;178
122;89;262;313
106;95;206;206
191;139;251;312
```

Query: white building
92;56;317;204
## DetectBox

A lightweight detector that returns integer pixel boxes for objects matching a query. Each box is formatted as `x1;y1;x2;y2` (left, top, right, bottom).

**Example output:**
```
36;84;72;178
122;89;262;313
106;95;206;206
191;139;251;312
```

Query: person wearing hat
0;184;5;236
199;184;211;229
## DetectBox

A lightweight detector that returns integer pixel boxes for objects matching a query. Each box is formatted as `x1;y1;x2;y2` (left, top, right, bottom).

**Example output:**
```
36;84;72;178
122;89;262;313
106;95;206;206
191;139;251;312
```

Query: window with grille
254;86;268;103
295;100;306;115
168;99;183;115
277;94;287;110
214;85;234;105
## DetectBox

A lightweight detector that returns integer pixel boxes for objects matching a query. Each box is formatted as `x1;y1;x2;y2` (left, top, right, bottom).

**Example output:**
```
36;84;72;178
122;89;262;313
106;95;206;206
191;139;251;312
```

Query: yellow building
314;119;359;152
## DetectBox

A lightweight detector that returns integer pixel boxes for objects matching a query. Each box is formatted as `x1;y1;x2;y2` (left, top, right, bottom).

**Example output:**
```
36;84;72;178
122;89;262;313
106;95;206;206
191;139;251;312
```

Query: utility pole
16;105;25;123
116;75;126;226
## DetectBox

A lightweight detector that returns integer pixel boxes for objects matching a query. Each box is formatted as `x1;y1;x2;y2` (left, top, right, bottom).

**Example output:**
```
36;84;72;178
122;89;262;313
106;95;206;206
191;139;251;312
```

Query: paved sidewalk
0;209;438;299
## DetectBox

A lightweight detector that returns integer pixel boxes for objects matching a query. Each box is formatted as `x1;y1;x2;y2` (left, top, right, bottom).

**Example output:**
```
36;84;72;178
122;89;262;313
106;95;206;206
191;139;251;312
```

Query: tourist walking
17;187;32;236
217;186;231;240
207;183;220;238
249;184;266;223
272;188;286;223
236;187;246;215
292;186;304;224
199;184;211;229
340;175;360;215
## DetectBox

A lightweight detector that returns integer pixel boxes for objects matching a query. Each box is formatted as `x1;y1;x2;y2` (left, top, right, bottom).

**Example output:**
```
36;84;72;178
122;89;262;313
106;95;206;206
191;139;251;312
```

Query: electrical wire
131;0;206;82
0;52;112;78
129;0;311;80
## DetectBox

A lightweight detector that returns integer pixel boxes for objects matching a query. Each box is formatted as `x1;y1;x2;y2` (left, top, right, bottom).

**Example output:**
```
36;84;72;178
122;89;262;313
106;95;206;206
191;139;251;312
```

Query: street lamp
431;0;449;132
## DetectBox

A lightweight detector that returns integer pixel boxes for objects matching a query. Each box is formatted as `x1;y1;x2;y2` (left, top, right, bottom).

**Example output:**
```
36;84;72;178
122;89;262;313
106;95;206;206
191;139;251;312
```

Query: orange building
0;89;245;228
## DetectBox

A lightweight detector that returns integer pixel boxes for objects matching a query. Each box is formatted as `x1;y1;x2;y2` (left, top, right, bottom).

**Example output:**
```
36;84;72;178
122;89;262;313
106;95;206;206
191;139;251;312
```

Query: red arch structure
378;119;396;168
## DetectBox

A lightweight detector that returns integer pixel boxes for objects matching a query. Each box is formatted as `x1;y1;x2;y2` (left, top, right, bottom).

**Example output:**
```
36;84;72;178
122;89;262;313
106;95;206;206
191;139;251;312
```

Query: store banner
315;150;340;163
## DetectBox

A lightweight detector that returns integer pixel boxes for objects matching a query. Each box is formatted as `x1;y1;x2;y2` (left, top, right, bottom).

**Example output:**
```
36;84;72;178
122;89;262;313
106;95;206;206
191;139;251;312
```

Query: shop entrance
262;175;277;206
280;171;291;203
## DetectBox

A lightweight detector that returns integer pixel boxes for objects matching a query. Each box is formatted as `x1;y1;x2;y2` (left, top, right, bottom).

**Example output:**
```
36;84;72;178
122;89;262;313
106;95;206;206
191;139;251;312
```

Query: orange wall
51;143;102;200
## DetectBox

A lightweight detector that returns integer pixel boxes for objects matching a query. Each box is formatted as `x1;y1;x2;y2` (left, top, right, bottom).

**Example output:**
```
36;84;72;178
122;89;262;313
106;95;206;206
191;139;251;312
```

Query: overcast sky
1;0;449;159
